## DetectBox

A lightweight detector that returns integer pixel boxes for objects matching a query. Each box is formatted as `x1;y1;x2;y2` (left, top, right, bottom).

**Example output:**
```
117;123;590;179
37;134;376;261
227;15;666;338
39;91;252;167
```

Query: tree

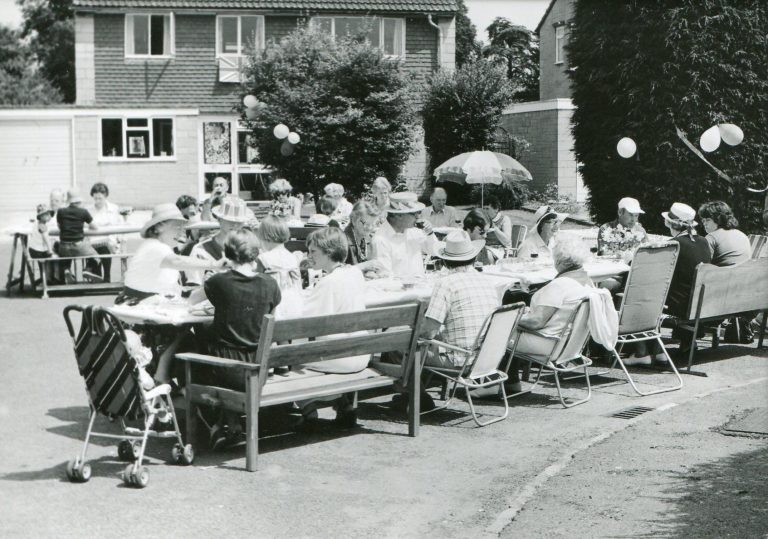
240;25;417;199
482;17;539;101
455;0;481;68
569;0;768;233
19;0;75;103
0;24;62;105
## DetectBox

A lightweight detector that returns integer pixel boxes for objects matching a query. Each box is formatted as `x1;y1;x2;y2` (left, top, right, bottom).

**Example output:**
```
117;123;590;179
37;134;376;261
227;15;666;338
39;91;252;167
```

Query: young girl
256;215;304;319
29;204;59;284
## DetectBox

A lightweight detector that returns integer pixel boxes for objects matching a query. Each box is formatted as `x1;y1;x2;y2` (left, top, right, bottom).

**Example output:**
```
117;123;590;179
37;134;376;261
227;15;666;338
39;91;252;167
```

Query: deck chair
63;305;193;488
506;298;593;408
609;244;683;395
419;303;525;426
748;234;767;259
506;224;528;257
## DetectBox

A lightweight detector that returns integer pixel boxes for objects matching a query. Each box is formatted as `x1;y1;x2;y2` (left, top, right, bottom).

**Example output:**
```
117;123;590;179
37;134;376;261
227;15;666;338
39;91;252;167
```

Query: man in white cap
597;197;648;256
421;187;459;228
370;192;441;278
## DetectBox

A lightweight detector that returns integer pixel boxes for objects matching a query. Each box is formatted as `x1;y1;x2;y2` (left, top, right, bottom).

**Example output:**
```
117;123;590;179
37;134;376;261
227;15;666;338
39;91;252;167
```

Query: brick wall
538;0;575;100
75;14;95;105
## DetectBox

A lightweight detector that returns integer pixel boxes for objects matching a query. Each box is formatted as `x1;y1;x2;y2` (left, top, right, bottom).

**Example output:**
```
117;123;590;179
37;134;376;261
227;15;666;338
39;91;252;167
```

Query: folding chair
748;234;767;259
608;244;684;395
419;303;526;426
63;305;193;488
506;224;528;258
507;298;593;408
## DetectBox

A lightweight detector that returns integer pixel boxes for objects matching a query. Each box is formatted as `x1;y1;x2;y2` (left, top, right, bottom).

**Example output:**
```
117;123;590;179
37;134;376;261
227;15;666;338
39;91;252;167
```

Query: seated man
463;208;497;266
370;192;441;278
201;176;230;221
57;189;99;259
175;194;202;256
420;230;501;368
597;197;648;256
421;187;459;228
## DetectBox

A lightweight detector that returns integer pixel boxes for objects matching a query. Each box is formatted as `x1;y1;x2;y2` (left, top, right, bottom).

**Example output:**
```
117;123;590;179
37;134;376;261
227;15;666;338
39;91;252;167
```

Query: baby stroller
63;305;194;488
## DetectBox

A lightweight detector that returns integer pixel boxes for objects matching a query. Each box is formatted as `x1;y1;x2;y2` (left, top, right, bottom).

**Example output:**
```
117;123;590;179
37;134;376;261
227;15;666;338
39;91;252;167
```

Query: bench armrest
418;338;471;355
515;327;560;341
175;352;261;371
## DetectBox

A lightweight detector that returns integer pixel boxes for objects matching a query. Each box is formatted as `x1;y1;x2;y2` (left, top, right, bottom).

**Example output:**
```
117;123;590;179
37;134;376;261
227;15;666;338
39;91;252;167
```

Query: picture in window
204;122;231;164
128;136;147;156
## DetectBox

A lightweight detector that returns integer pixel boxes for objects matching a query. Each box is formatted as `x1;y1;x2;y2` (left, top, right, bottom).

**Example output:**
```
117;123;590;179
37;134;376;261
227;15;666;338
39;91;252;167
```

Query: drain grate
608;405;655;419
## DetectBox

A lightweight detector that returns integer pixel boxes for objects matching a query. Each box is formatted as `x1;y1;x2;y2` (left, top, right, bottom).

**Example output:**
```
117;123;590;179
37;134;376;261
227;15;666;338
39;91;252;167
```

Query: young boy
29;204;59;284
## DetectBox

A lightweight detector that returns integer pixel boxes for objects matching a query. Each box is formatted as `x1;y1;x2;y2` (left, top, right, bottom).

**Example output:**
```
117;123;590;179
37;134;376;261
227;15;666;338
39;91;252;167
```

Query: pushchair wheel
123;464;150;488
118;440;140;462
172;443;194;465
66;458;91;483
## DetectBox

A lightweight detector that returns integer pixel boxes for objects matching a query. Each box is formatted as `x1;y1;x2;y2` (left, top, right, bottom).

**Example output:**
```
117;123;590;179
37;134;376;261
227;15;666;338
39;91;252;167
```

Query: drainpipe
426;14;442;68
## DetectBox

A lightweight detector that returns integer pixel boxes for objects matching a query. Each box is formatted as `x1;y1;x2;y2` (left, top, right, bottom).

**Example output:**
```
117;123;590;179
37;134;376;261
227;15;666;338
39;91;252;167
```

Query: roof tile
74;0;458;13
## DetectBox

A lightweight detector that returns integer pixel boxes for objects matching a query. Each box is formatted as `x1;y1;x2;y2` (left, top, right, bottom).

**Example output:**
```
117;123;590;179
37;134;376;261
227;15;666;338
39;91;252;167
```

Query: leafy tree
455;0;481;68
19;0;75;102
240;25;416;199
569;0;768;233
482;17;539;101
0;24;62;104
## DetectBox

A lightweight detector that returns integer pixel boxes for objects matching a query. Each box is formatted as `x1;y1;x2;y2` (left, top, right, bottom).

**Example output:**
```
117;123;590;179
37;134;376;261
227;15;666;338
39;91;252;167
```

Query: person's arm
420;317;442;339
161;252;226;272
84;210;99;231
518;305;558;330
370;235;393;275
419;225;442;256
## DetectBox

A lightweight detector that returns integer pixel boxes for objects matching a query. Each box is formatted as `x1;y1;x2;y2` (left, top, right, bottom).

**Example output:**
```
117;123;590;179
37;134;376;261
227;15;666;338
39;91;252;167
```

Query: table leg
19;236;28;293
5;233;20;295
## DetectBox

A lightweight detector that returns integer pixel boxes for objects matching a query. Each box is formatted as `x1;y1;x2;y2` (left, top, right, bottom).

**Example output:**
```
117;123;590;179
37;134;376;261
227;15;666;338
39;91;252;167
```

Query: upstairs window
125;14;174;57
217;15;265;57
555;25;566;65
311;16;405;58
100;117;175;160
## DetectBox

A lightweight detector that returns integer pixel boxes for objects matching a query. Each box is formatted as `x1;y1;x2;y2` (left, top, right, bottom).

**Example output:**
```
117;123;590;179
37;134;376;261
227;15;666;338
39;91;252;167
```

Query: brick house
0;1;457;212
498;0;584;201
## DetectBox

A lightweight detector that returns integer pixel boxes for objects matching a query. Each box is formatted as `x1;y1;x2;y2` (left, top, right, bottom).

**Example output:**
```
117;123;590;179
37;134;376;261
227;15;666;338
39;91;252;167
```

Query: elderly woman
345;200;385;275
517;205;568;259
87;182;123;281
324;183;353;228
698;201;751;266
269;178;302;221
368;176;392;222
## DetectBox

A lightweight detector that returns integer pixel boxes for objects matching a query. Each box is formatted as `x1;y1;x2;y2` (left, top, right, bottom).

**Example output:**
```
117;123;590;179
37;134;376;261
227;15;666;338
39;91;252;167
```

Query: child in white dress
256;215;304;319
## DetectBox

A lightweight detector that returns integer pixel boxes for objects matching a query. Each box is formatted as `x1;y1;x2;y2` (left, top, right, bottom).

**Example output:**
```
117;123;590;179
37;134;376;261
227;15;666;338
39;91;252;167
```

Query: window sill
124;55;175;62
554;61;565;65
98;157;177;163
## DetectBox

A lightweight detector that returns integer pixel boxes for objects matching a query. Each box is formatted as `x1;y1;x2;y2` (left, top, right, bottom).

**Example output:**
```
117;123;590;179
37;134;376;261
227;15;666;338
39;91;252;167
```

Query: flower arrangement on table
599;223;647;258
270;200;294;219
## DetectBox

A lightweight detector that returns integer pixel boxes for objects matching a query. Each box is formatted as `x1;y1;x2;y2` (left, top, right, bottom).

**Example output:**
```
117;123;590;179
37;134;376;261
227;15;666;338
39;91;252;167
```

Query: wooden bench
26;250;130;298
678;259;768;373
175;301;427;471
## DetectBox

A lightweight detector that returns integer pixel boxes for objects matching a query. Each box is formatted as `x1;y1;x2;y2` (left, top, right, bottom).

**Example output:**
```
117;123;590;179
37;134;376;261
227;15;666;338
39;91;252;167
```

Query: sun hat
618;197;645;214
306;214;331;227
66;189;83;204
436;230;485;261
141;203;187;238
533;205;568;228
36;204;54;219
662;202;697;226
387;192;425;214
212;195;254;223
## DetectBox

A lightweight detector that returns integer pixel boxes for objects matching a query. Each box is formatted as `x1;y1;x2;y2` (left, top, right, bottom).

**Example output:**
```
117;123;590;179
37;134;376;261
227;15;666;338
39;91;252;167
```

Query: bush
468;182;529;209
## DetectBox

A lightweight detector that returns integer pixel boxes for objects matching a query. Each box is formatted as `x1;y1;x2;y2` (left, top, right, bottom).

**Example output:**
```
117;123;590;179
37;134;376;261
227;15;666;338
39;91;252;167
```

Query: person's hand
421;220;434;236
359;259;386;273
212;257;228;270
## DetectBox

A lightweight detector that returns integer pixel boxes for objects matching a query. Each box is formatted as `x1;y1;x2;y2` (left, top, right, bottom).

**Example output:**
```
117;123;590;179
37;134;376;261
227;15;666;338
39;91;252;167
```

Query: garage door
0;119;72;213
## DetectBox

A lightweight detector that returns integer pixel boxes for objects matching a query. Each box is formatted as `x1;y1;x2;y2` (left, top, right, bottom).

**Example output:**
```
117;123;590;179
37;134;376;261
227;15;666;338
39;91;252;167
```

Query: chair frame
419;303;526;427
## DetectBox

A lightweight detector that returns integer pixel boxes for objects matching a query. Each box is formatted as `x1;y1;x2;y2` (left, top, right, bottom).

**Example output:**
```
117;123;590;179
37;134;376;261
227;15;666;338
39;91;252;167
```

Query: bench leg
245;372;260;472
184;363;196;449
40;263;49;299
759;311;767;349
409;347;421;437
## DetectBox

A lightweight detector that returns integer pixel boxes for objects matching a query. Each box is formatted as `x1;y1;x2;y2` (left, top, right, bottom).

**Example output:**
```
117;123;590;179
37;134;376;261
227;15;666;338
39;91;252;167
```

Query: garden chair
506;224;528;257
506;298;593;408
63;305;193;488
608;244;684;395
748;234;767;259
419;303;526;426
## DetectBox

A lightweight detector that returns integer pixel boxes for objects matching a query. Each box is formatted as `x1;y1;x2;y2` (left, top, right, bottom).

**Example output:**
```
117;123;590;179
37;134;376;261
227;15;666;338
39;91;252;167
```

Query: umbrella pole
481;184;484;207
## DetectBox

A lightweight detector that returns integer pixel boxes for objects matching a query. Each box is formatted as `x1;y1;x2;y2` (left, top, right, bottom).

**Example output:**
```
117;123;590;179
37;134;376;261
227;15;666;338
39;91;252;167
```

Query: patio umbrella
434;150;533;206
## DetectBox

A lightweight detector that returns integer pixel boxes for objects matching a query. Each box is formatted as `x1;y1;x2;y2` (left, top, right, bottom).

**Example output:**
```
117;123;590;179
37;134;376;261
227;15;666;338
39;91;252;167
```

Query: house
498;0;584;202
0;1;458;213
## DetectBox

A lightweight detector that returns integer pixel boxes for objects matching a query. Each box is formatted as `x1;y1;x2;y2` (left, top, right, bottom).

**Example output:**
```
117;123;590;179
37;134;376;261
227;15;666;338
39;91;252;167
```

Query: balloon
616;137;637;158
287;132;300;144
273;124;290;140
718;123;744;146
243;95;259;108
280;139;295;156
245;108;259;120
699;125;721;153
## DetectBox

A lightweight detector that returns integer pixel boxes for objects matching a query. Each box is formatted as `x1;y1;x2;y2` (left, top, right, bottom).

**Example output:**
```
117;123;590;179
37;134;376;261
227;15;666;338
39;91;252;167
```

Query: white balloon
273;124;290;140
699;125;721;153
616;137;637;158
287;132;300;144
718;123;744;146
243;95;259;108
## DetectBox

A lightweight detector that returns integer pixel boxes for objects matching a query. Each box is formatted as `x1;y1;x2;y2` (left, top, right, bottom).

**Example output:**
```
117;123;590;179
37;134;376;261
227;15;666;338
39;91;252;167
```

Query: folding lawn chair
62;305;193;488
506;298;593;408
419;303;525;426
748;234;767;259
609;244;684;395
506;224;528;258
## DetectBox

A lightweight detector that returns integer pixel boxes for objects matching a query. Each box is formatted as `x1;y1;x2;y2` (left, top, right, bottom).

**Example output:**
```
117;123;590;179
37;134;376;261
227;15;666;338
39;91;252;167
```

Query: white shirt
330;198;353;228
88;200;122;227
491;214;513;248
371;220;442;278
124;239;181;296
517;231;554;259
259;245;303;319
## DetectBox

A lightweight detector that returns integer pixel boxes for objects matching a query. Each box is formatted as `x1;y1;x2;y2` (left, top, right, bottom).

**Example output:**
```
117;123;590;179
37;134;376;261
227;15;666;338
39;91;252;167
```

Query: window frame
554;24;566;65
98;116;177;162
310;16;406;59
124;13;175;59
215;14;266;58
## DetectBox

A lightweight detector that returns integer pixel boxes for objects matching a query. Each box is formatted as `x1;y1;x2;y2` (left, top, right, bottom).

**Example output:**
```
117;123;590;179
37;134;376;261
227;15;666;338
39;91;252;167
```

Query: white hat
66;189;83;204
387;192;425;214
618;197;645;214
306;214;331;227
141;203;187;238
662;202;697;226
533;205;568;228
436;230;485;261
212;195;254;223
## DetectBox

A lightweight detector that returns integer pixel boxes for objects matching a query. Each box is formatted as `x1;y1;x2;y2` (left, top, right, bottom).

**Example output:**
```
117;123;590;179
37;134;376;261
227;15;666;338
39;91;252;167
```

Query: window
100;117;175;160
216;15;265;57
555;25;566;65
125;14;174;57
311;16;405;57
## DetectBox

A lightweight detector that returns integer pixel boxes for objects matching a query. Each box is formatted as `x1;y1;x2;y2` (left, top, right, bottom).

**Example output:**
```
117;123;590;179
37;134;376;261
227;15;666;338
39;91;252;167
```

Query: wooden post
184;362;195;448
245;371;260;472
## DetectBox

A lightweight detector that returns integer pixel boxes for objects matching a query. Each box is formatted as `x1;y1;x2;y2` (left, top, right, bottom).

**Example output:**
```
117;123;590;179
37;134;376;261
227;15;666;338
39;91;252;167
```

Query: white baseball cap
618;197;645;214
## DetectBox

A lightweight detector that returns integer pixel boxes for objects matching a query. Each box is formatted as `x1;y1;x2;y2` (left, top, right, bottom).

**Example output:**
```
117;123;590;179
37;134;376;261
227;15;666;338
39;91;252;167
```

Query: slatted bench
27;252;131;298
175;301;427;471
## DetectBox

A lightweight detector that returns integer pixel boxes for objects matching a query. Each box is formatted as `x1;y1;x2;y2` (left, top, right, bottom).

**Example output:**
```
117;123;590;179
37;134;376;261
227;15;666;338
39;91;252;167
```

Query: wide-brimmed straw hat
387;192;425;214
533;205;568;228
36;204;54;219
436;230;485;261
141;203;187;238
662;202;697;226
212;196;254;223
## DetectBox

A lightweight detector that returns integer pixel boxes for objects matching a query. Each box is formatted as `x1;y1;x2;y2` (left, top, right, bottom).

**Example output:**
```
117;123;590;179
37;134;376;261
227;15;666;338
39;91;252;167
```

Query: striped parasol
434;150;532;205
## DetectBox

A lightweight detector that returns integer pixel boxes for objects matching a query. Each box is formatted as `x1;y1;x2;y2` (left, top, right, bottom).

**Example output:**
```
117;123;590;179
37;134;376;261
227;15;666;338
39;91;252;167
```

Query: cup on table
530;253;539;259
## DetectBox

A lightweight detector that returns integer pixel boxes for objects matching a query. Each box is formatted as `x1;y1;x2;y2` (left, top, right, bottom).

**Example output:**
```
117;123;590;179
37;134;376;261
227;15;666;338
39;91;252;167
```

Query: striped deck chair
63;305;194;488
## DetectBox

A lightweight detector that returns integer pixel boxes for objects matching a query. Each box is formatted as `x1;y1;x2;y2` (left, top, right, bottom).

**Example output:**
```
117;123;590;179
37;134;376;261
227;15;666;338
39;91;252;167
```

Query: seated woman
87;182;123;281
485;196;513;249
269;178;302;223
324;183;353;228
699;201;751;266
256;215;303;319
507;239;593;391
368;176;392;228
345;200;386;276
517;205;567;259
